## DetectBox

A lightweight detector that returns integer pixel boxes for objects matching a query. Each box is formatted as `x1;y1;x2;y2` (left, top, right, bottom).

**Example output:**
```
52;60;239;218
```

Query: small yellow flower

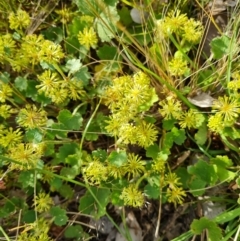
120;184;144;207
123;153;145;179
133;72;151;85
33;192;53;213
165;172;182;190
83;159;108;184
8;143;42;170
168;54;189;76
107;163;125;179
67;78;86;100
136;121;158;148
21;34;45;65
126;83;149;105
0;34;16;60
118;122;138;145
105;115;123;136
182;18;203;44
51;88;69;104
78;27;98;50
0;128;23;149
0;104;17;119
208;114;224;133
212;96;240;122
16;105;48;129
40;40;64;64
178;109;204;129
37;70;61;96
55;7;73;24
0;83;13;103
159;96;182;119
152;156;166;174
228;80;240;91
166;187;186;206
9;9;30;30
157;10;188;37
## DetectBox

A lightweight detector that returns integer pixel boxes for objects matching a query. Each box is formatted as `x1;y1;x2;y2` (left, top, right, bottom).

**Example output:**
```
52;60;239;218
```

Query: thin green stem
79;98;102;152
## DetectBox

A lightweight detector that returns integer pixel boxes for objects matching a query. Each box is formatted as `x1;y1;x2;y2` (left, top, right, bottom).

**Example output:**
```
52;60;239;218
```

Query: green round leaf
64;225;84;238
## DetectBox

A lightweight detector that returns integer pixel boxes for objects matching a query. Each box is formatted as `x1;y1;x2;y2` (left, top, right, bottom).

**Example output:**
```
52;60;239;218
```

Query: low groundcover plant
0;1;240;241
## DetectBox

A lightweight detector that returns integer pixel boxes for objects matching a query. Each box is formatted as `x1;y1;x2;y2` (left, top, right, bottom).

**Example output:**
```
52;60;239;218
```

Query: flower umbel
78;27;98;50
178;109;205;129
83;158;108;184
0;83;13;103
0;128;23;149
136;121;158;148
166;186;186;206
9;9;30;30
0;34;16;62
55;7;73;24
156;10;188;37
165;172;182;190
159;96;182;119
40;40;64;64
123;153;145;179
208;114;225;133
182;18;203;44
168;54;189;76
33;192;53;213
16;105;47;129
8;143;43;170
212;96;240;122
120;184;144;207
0;104;17;119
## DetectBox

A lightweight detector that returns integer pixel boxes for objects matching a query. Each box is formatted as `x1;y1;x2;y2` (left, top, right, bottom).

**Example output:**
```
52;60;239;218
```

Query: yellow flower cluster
3;33;64;72
155;11;203;77
16;104;48;129
78;27;98;50
0;127;23;149
168;54;189;77
156;10;203;44
9;9;30;30
178;109;205;129
33;192;53;213
0;104;17;119
17;218;53;241
159;96;205;129
0;34;16;63
104;72;158;148
120;184;144;207
8;143;44;170
165;172;186;206
55;7;73;24
83;158;108;184
208;95;240;133
228;72;240;93
0;82;13;103
37;70;85;104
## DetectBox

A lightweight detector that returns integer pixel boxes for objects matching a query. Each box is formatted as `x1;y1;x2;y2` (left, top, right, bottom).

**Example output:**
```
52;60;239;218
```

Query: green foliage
188;160;218;185
50;207;68;226
57;110;83;130
64;225;88;239
1;0;240;240
79;187;111;218
191;217;222;241
210;35;231;60
194;122;208;145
